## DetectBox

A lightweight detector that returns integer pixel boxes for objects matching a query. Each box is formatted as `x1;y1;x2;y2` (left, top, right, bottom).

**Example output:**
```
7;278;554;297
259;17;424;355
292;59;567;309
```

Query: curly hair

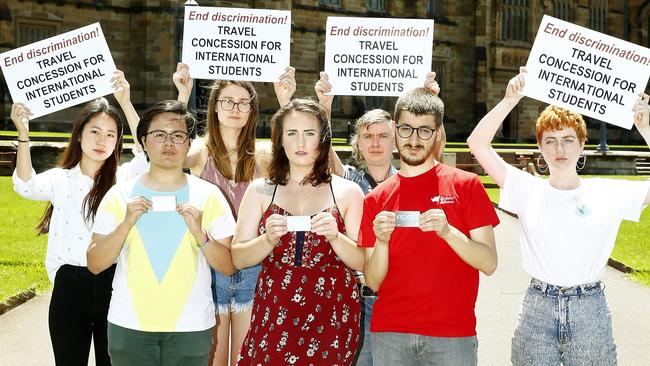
535;105;587;143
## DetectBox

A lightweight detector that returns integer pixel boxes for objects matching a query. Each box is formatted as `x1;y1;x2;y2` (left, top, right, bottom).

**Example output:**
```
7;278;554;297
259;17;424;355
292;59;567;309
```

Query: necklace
568;193;591;217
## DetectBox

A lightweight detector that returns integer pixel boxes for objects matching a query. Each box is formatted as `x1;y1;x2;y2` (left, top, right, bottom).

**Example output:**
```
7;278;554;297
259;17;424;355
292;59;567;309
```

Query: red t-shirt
358;163;499;337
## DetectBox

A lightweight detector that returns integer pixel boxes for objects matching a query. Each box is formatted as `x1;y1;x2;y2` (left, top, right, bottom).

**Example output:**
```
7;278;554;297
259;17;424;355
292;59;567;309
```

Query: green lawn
485;175;650;287
0;177;50;303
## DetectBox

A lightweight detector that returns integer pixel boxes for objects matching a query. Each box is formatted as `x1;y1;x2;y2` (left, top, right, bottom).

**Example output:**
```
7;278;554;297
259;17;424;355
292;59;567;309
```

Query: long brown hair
268;98;332;186
36;98;124;234
205;80;258;182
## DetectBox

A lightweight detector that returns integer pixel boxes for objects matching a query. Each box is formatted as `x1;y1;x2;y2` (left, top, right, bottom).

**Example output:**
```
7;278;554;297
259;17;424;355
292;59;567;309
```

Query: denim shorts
211;264;261;315
511;278;616;366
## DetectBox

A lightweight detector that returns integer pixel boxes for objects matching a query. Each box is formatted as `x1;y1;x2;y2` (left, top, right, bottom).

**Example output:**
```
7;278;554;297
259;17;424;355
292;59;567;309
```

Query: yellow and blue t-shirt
92;174;235;332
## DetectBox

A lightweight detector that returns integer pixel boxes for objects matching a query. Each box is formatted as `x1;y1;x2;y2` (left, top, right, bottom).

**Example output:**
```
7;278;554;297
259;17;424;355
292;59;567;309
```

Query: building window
320;0;340;5
590;0;607;32
367;0;384;12
427;0;444;18
16;19;59;46
554;0;572;21
501;0;529;42
365;96;385;110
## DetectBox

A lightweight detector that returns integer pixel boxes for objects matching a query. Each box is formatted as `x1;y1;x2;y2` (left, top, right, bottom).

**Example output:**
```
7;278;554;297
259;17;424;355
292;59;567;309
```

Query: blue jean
371;332;477;366
353;295;375;366
211;264;261;315
511;278;616;366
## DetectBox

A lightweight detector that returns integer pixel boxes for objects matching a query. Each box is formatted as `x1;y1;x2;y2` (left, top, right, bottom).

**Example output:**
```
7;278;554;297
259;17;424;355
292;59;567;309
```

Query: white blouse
13;149;148;282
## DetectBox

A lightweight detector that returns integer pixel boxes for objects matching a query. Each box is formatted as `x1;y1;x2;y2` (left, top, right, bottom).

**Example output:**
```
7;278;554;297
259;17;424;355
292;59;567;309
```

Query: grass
484;175;650;287
0;177;50;303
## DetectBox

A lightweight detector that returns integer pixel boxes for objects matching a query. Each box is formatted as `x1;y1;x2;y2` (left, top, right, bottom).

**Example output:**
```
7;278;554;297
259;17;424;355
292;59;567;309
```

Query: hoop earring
576;152;587;171
536;154;548;174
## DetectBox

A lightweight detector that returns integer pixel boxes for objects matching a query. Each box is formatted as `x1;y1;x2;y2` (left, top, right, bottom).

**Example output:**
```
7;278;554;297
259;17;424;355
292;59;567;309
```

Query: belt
358;284;377;298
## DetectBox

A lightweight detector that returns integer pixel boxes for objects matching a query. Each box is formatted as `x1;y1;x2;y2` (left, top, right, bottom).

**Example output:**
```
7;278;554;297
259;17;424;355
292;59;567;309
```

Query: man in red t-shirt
359;88;500;365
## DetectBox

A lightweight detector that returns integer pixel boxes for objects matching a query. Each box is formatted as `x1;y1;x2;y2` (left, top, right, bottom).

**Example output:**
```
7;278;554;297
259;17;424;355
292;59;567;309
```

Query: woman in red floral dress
231;99;365;365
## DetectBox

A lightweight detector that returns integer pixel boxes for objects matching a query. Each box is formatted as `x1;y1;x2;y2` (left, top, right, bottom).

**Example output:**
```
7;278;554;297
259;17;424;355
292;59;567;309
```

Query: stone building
1;0;649;143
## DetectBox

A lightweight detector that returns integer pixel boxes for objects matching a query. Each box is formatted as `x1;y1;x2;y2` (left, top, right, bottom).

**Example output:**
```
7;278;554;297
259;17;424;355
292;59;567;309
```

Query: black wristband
17;138;29;143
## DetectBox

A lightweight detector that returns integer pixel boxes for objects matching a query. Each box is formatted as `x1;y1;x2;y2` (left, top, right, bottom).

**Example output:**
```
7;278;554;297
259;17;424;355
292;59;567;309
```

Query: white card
286;216;311;232
151;195;177;212
395;211;420;227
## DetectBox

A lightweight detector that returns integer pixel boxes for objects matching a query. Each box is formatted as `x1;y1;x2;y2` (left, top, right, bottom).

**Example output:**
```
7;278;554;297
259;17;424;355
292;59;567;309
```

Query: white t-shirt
92;174;235;332
499;165;649;287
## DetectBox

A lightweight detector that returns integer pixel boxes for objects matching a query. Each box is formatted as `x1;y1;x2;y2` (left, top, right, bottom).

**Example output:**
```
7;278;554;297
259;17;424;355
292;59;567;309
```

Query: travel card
286;215;311;231
151;195;177;212
395;211;420;227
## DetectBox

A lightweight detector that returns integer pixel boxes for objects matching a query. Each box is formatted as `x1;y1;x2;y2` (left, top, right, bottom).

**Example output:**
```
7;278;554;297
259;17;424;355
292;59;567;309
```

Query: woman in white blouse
467;67;650;365
11;71;147;366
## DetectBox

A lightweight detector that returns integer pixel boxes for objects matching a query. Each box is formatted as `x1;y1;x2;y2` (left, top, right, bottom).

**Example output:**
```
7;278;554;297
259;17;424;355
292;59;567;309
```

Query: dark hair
394;87;445;128
36;98;124;234
268;98;331;186
136;100;196;160
205;80;258;182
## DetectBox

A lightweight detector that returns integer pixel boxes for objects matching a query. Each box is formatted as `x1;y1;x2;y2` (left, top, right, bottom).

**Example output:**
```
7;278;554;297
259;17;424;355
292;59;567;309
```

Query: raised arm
174;62;193;107
274;66;296;107
314;71;345;177
231;179;284;269
633;93;650;205
10;103;34;182
112;70;142;152
467;67;526;187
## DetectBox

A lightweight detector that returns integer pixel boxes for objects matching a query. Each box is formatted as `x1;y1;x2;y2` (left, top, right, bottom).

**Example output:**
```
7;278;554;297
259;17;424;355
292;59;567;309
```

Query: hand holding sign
505;67;526;102
10;103;33;135
633;93;650;132
173;63;193;104
423;71;441;96
274;66;296;107
314;72;334;116
111;70;131;107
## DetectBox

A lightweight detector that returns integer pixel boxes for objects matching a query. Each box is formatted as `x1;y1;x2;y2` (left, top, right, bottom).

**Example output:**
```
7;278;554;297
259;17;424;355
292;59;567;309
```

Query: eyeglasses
145;130;190;144
396;124;435;140
217;99;252;113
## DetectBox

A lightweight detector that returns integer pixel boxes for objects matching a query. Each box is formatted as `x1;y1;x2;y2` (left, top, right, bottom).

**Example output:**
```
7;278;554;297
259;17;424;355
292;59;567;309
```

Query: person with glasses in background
173;63;296;366
358;87;499;366
467;67;650;365
87;100;237;366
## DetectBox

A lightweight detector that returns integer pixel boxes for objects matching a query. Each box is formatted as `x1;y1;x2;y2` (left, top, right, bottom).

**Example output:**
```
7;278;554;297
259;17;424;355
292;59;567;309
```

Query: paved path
0;210;648;365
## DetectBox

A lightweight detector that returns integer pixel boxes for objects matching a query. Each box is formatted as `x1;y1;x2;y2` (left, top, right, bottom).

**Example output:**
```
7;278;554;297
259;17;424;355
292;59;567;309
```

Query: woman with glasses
11;71;148;366
173;63;296;366
231;98;364;365
467;67;650;365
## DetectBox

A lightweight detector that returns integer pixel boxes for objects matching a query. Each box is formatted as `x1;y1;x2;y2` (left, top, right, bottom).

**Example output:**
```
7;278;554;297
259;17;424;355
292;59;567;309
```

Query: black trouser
49;264;116;366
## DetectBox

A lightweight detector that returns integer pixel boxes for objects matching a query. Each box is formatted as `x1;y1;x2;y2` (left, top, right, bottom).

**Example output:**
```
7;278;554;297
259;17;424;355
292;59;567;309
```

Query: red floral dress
237;203;360;366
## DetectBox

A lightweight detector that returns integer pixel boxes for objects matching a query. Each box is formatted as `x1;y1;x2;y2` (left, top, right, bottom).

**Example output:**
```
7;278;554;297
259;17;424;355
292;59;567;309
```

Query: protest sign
523;15;650;129
181;6;291;82
0;23;117;119
324;17;433;96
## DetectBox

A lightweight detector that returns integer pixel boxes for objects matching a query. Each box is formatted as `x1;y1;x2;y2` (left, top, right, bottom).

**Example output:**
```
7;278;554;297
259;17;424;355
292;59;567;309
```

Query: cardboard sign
324;17;433;96
0;23;117;119
523;15;650;129
181;6;291;82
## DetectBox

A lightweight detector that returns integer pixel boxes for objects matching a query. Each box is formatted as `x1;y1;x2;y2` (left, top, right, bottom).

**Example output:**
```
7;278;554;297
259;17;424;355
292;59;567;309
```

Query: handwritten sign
181;6;291;82
0;23;117;119
523;15;650;129
324;17;433;96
